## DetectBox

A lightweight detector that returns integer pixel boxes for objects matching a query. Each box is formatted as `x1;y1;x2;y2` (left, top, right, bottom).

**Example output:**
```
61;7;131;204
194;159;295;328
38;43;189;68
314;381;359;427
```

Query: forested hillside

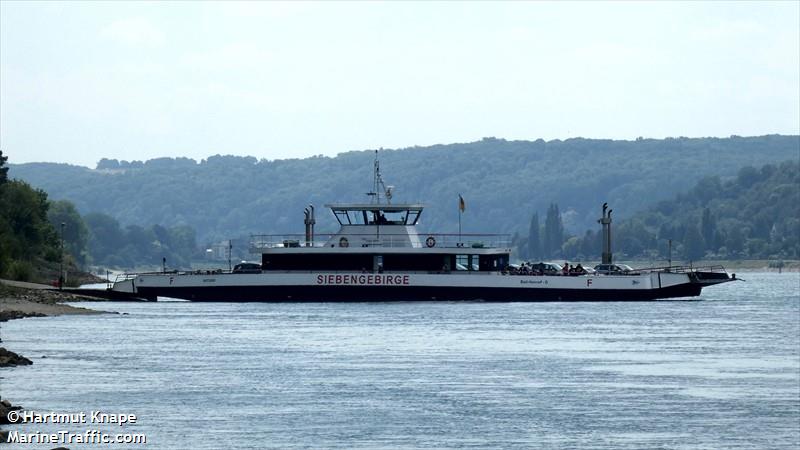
624;160;800;260
517;160;799;262
9;135;799;247
1;149;198;277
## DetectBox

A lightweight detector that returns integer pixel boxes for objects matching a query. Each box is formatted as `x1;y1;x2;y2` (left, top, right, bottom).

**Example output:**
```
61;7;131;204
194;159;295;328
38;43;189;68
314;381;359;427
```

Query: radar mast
367;149;393;205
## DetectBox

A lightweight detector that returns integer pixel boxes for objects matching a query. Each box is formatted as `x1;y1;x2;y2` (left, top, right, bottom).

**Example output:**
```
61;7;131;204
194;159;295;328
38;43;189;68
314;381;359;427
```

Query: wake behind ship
111;154;734;302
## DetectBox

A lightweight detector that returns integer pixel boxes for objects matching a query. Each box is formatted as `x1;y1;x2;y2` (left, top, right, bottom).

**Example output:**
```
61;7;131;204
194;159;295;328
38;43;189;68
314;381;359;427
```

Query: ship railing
111;269;229;285
115;269;511;278
249;233;511;251
633;264;728;274
112;272;138;284
110;272;141;289
243;269;504;275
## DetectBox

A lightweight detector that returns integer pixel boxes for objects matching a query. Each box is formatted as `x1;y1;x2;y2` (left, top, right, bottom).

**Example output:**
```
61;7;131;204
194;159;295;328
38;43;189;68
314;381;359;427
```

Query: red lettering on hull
316;274;410;286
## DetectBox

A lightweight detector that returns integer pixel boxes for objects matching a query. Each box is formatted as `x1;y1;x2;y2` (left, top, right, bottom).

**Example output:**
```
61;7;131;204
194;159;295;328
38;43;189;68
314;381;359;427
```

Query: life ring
339;237;349;248
425;236;436;248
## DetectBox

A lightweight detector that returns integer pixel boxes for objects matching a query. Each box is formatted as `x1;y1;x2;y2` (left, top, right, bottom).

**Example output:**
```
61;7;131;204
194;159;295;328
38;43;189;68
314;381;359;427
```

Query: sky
1;1;798;168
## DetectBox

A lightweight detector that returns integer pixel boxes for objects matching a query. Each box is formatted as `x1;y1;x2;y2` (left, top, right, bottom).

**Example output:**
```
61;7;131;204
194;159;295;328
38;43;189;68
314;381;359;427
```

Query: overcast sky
1;1;798;168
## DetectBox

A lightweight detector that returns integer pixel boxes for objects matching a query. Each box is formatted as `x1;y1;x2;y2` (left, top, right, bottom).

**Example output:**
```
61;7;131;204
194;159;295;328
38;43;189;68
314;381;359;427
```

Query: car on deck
233;262;262;274
593;263;636;275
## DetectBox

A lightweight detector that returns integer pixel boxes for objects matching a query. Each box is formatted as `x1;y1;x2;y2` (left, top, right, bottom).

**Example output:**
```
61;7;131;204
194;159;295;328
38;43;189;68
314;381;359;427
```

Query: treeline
83;213;198;268
0;150;61;280
0;151;199;281
10;135;798;245
516;160;799;262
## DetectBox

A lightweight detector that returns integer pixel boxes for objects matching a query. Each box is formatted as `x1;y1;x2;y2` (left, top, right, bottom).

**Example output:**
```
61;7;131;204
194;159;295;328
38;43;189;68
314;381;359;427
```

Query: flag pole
458;208;462;244
458;194;464;245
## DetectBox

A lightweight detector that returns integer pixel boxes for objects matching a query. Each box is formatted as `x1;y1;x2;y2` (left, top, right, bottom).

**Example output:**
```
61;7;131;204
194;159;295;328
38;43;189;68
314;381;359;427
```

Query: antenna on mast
367;149;393;204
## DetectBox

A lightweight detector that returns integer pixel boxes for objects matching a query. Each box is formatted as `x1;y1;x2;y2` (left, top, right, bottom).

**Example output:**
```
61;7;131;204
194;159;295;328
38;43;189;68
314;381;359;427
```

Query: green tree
528;213;541;260
736;166;761;188
724;225;746;257
561;236;581;259
579;229;598;259
84;212;125;265
124;225;157;264
690;176;722;206
0;179;59;279
168;225;197;257
0;150;8;184
82;212;199;269
543;203;564;259
0;180;55;260
48;200;90;266
510;231;523;260
682;224;706;261
618;219;653;257
700;207;716;251
152;224;171;251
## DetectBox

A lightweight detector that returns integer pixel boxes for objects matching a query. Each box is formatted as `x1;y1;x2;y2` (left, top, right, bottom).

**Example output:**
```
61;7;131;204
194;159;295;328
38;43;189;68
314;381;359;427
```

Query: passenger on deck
562;263;569;276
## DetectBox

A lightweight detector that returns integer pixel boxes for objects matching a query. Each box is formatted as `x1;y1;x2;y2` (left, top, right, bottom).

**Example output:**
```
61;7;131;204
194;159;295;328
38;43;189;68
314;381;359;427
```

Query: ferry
111;154;734;301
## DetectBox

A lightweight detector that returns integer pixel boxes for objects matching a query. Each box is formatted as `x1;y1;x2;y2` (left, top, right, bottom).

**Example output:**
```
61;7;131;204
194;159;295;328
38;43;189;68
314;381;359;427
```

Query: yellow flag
458;194;465;213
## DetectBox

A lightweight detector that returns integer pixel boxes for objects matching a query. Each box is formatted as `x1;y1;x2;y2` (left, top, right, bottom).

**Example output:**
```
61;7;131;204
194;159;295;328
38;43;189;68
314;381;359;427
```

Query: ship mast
367;149;393;205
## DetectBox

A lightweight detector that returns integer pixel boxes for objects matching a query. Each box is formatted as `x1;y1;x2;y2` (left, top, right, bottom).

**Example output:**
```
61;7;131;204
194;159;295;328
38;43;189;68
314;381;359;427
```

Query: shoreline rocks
0;348;32;367
0;397;23;425
0;397;25;445
0;289;105;320
0;310;46;322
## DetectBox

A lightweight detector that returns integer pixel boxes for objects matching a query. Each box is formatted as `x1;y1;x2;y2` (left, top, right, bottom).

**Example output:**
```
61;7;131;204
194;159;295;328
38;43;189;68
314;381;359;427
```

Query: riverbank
0;281;105;323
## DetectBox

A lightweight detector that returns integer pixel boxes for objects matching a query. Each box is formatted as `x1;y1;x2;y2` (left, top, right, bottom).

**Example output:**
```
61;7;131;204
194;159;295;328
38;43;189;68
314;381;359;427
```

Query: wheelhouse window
333;210;352;225
368;210;408;225
329;205;424;226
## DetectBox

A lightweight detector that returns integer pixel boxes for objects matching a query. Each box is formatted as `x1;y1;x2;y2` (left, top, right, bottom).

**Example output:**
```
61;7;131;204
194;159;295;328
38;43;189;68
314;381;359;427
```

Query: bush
43;246;61;263
7;260;34;282
0;254;8;278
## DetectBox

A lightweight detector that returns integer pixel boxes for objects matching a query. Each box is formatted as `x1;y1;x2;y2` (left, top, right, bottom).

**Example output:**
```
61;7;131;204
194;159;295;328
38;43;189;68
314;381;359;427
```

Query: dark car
232;262;262;274
593;263;636;275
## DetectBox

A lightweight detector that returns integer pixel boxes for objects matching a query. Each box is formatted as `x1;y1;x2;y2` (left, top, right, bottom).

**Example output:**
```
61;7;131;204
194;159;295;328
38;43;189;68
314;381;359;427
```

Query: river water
1;272;798;449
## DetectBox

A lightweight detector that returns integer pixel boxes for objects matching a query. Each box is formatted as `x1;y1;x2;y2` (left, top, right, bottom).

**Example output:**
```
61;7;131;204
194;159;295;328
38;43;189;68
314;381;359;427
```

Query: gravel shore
0;281;105;323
